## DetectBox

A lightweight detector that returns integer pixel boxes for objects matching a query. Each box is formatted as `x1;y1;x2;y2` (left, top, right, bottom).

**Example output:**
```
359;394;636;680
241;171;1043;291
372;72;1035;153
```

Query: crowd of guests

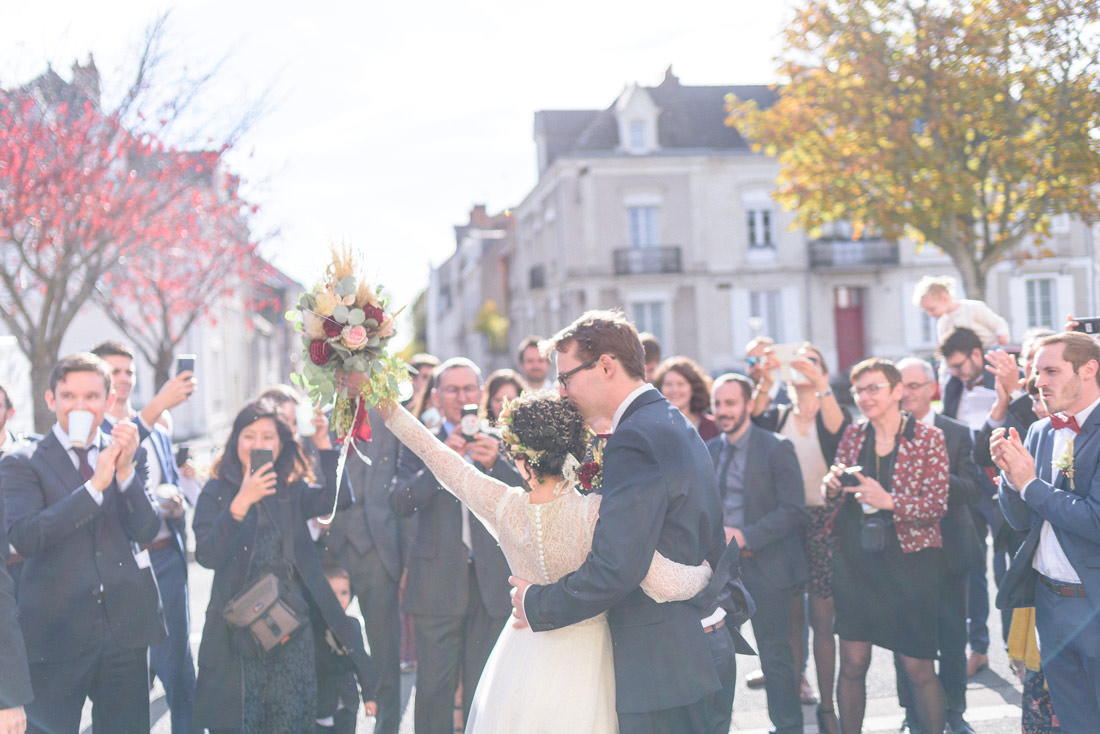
1;273;1099;734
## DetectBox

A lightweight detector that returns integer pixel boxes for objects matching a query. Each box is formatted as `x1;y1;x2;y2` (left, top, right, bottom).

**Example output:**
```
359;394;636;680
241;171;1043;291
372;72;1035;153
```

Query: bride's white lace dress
385;407;711;733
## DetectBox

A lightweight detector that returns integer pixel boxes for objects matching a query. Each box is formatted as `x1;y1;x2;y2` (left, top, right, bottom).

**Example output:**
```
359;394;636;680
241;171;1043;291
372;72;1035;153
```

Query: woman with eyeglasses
823;358;949;734
752;342;849;733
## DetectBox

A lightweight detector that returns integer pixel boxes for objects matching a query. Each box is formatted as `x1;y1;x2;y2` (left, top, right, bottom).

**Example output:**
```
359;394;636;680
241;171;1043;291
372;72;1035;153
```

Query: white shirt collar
1069;393;1100;429
916;409;936;427
51;422;103;452
610;383;653;433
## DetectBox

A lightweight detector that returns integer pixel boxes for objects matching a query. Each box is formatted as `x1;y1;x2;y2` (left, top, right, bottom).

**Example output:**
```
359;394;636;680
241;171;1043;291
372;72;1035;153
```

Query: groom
511;310;737;732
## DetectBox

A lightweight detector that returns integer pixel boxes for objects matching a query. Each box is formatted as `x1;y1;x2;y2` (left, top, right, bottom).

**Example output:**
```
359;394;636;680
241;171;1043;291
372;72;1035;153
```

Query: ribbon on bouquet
319;397;375;524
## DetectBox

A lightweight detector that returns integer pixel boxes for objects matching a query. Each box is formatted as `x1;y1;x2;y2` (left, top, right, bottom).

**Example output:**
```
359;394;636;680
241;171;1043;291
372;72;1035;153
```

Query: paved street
111;547;1026;733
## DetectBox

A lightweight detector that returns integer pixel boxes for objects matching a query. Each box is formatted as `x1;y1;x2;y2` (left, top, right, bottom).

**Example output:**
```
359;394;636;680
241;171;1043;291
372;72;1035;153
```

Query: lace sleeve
385;405;512;531
640;551;712;603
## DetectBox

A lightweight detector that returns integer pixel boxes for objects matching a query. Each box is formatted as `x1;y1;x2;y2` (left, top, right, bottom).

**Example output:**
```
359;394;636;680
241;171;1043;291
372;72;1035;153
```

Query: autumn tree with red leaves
0;17;264;431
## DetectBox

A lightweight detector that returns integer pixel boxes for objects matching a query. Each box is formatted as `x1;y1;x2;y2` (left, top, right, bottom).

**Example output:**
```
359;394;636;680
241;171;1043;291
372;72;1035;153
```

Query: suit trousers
746;580;803;734
148;545;197;734
413;563;506;734
700;621;738;734
27;635;149;734
896;567;968;720
341;545;400;734
1035;581;1100;734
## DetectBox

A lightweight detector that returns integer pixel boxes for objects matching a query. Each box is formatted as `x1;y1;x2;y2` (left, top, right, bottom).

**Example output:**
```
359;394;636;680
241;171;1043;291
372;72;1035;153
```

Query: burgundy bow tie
1050;413;1081;434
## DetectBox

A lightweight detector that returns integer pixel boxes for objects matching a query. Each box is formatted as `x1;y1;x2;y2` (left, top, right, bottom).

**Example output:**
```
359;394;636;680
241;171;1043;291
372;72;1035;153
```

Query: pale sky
1;0;794;347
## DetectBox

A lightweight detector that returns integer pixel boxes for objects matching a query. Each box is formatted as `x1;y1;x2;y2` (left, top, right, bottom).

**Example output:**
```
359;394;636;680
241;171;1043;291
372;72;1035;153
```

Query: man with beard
992;331;1100;732
707;373;807;734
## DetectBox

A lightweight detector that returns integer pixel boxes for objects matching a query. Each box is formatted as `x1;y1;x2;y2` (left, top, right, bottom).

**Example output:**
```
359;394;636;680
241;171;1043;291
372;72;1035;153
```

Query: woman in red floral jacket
823;358;949;734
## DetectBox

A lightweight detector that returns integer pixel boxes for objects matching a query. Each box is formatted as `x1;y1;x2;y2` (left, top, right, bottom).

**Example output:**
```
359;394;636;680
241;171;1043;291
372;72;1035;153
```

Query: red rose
578;461;600;490
363;305;385;324
309;339;332;365
322;318;343;337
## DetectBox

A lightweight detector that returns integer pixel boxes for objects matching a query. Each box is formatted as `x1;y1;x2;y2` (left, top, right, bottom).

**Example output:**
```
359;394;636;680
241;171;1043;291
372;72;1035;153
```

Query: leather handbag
223;501;307;653
223;572;305;652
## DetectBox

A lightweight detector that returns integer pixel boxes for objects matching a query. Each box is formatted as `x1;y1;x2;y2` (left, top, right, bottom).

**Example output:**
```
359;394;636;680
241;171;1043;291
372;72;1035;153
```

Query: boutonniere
577;433;606;494
1054;438;1075;491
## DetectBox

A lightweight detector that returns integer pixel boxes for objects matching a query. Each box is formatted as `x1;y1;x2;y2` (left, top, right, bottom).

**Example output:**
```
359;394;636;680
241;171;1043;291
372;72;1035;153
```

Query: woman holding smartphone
192;400;374;733
823;358;949;734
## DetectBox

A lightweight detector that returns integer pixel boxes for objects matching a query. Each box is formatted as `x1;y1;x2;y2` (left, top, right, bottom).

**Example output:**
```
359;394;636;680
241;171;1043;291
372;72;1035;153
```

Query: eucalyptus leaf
333;304;349;323
336;275;358;297
346;308;365;326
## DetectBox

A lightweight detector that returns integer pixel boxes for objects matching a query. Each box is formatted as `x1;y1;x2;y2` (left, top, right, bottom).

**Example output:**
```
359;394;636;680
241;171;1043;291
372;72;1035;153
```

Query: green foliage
726;0;1100;299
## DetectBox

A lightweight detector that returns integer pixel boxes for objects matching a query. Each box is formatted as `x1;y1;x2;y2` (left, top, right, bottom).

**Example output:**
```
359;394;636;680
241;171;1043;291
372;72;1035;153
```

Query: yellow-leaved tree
727;0;1100;300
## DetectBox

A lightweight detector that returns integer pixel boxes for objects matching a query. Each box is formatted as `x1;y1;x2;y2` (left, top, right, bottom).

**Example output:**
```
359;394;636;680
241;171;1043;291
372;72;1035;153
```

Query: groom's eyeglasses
557;356;601;390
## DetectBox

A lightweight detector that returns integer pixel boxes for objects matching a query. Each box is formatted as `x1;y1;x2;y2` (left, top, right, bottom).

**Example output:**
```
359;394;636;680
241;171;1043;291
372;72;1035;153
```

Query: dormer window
615;84;659;154
629;120;647;152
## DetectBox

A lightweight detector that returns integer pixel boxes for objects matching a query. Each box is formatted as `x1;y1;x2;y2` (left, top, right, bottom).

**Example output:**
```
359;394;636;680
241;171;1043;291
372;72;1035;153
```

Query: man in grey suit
896;358;984;734
993;331;1100;733
707;373;807;734
389;358;519;734
322;408;403;734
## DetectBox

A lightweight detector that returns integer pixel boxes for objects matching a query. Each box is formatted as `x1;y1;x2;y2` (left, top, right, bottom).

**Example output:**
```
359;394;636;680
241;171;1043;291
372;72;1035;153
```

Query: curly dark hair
652;356;713;416
501;390;589;483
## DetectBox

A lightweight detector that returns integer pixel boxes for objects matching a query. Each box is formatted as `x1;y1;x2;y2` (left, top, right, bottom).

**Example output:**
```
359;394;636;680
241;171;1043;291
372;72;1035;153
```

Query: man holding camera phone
2;352;162;734
389;357;521;734
92;342;198;734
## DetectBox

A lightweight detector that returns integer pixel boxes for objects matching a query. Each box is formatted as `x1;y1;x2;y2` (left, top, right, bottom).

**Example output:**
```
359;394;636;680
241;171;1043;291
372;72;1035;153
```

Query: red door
834;286;866;374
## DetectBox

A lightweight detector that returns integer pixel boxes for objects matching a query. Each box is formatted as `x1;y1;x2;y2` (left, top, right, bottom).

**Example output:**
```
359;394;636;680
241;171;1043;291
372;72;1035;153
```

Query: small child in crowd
914;275;1010;349
316;564;377;734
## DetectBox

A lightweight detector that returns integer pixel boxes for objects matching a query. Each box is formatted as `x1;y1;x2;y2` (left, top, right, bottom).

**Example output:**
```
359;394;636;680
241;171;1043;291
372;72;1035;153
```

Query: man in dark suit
322;408;403;734
939;326;1001;676
389;357;519;734
707;373;806;734
92;341;197;734
0;561;31;734
0;382;34;593
993;331;1100;733
2;352;164;734
896;358;984;734
512;310;735;733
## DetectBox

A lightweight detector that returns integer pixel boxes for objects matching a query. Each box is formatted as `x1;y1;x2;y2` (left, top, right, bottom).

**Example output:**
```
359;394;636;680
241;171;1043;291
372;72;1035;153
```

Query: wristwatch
815;388;833;398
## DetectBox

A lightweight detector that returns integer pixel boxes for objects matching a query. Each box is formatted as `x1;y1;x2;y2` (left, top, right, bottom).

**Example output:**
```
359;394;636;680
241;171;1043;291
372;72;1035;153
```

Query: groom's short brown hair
548;310;646;380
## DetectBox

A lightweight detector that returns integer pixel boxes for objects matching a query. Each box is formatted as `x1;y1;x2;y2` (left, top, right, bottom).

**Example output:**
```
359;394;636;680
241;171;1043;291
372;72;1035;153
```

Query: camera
838;466;863;487
1072;317;1100;336
460;404;481;441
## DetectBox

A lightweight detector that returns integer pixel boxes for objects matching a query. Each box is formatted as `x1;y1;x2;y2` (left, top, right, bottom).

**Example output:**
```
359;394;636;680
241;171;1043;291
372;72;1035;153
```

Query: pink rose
341;324;369;350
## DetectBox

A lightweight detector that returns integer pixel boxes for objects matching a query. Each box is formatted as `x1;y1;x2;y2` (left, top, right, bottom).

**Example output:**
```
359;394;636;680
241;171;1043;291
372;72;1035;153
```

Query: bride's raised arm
384;402;512;532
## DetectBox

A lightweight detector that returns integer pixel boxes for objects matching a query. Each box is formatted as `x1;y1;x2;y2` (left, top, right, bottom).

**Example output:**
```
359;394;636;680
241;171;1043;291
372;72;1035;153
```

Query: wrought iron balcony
613;246;682;275
808;237;898;269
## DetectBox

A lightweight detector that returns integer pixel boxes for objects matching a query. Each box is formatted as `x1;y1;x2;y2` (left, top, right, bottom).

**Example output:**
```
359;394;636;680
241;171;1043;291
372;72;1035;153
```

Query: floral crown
497;397;546;465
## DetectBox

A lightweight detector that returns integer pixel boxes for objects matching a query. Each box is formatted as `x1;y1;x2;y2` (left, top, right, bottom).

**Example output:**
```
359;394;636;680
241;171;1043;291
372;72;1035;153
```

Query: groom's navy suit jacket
524;387;727;714
997;407;1100;611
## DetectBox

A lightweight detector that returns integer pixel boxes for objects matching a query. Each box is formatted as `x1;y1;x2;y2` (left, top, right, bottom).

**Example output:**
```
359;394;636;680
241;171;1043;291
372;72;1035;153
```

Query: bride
373;389;711;733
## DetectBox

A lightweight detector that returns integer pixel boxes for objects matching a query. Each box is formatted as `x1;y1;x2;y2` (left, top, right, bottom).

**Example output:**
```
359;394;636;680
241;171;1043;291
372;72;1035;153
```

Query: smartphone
176;354;197;376
769;342;804;385
460;404;480;441
839;465;863;487
249;448;274;474
175;445;190;468
1071;317;1100;335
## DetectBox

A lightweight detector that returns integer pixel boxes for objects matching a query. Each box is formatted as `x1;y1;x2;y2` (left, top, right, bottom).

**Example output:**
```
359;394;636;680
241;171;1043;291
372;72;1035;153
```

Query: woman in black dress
192;400;374;733
824;358;949;734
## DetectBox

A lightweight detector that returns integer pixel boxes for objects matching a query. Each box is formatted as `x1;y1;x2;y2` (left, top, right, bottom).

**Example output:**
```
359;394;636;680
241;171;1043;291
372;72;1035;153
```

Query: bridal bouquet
286;246;407;443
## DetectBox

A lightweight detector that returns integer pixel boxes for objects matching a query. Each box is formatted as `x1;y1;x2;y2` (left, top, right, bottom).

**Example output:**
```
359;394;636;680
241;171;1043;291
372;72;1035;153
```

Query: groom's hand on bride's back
509;576;533;629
